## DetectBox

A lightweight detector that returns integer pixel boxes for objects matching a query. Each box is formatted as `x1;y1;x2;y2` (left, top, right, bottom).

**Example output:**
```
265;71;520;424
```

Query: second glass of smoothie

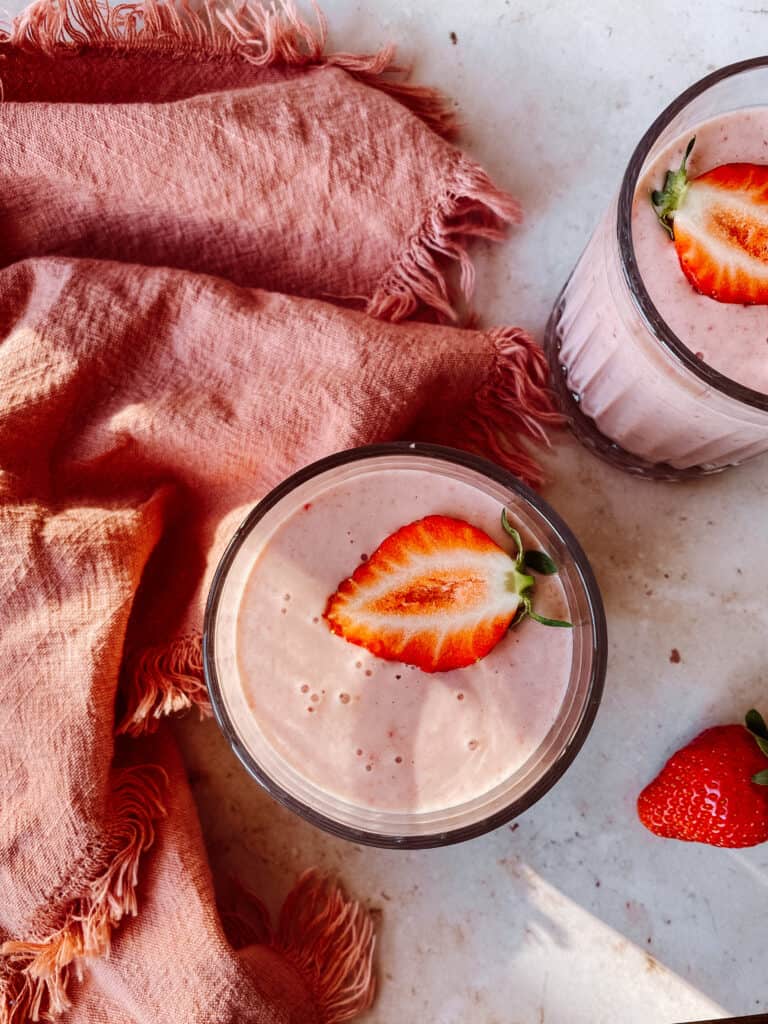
545;58;768;478
204;444;606;848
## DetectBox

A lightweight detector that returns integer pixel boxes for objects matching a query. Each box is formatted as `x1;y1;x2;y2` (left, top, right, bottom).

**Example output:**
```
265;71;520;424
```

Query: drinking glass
544;59;768;479
203;443;606;848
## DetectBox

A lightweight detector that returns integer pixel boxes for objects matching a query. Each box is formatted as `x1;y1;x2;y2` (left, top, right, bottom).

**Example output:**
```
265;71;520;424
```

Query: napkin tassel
0;766;167;1024
271;871;376;1024
368;156;523;324
457;326;565;490
117;633;210;738
220;871;376;1023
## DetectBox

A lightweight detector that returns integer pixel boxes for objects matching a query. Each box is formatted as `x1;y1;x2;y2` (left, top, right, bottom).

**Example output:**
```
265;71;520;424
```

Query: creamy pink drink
547;62;768;476
234;469;571;813
205;447;605;846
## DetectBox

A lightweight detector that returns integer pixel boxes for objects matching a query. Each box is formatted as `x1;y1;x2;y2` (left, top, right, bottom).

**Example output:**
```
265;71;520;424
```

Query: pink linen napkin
0;3;562;1021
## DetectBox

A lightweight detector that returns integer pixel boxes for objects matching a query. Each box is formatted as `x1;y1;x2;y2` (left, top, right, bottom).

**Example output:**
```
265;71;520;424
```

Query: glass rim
618;55;768;413
202;442;607;850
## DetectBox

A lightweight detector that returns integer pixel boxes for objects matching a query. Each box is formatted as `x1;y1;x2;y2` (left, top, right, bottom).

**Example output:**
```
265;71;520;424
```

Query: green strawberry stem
511;565;536;593
501;508;572;629
651;135;696;238
745;709;768;785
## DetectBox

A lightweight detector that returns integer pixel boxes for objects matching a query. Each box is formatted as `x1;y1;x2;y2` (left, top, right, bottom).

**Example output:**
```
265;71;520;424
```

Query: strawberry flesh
637;723;768;848
652;140;768;304
324;514;530;673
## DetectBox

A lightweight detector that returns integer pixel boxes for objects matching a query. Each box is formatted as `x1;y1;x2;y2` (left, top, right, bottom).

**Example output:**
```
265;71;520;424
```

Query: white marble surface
9;0;768;1019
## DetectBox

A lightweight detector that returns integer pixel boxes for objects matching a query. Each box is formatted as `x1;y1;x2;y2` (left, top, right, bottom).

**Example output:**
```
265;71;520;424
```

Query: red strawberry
637;710;768;848
323;512;570;673
651;137;768;304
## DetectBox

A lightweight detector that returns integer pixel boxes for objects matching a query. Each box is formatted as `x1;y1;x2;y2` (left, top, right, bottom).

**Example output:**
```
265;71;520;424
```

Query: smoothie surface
234;467;573;813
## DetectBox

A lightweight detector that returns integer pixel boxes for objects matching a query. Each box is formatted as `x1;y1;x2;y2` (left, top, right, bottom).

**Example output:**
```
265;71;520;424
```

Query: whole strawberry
638;710;768;848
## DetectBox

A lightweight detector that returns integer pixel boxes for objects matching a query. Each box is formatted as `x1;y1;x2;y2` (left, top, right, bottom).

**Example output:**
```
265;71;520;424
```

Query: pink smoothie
230;468;573;814
556;108;768;470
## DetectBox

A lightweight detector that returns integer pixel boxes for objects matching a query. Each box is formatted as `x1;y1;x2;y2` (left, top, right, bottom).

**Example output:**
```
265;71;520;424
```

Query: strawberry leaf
500;508;524;568
651;135;695;237
527;610;573;628
746;708;768;739
502;511;571;628
745;709;768;761
523;550;558;575
751;769;768;786
523;597;572;629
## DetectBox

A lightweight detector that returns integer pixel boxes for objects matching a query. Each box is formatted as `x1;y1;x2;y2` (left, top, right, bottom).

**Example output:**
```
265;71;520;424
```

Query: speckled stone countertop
11;0;768;1020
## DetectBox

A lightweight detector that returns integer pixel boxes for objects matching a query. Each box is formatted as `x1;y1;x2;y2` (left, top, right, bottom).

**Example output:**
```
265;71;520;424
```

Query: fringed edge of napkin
0;766;167;1024
368;156;522;323
222;872;376;1024
1;0;525;322
0;806;375;1024
457;326;565;489
117;634;212;737
0;0;457;139
272;872;376;1024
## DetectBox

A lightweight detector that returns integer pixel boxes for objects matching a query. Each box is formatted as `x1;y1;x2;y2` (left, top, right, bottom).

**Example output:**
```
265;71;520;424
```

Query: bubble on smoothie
284;593;291;601
339;692;351;704
457;693;465;701
355;661;363;669
312;616;319;623
300;684;309;694
365;764;373;772
310;693;320;703
365;669;373;677
467;739;479;751
280;607;287;615
307;707;314;713
395;756;403;764
356;748;363;756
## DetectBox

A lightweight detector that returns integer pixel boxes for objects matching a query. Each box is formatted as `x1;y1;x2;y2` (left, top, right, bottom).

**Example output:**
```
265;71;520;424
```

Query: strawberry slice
651;137;768;304
323;511;570;674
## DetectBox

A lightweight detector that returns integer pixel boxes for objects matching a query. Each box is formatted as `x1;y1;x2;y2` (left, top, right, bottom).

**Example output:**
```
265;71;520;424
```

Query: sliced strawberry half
651;137;768;304
323;512;570;674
